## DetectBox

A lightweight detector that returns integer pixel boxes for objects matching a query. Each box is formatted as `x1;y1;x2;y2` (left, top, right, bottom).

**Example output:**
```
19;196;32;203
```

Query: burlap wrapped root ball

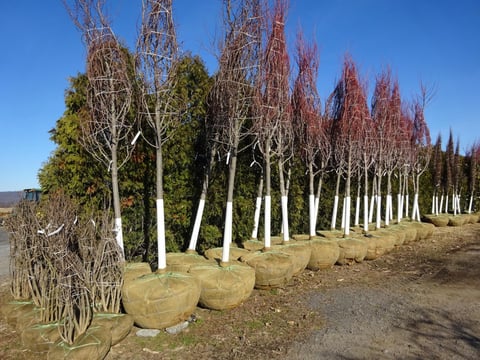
1;300;34;327
166;252;215;273
15;304;41;332
242;240;264;251
416;222;435;239
292;234;312;241
316;229;344;239
241;251;294;289
47;325;111;360
448;215;466;227
307;239;340;270
21;322;60;354
386;226;406;246
124;262;152;283
122;272;201;329
362;235;385;260
271;242;311;276
397;223;417;244
91;313;134;346
371;230;396;252
336;238;368;265
204;247;251;262
423;214;450;227
469;213;480;223
188;263;255;310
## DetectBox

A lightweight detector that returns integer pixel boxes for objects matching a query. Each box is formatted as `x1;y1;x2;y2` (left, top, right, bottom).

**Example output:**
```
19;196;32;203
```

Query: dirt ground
1;222;479;359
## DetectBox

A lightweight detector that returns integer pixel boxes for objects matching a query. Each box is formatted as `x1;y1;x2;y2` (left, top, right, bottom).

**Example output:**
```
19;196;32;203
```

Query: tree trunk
375;171;382;229
314;171;324;230
111;142;124;256
331;171;341;230
308;162;315;237
251;174;264;240
221;146;238;264
278;157;289;242
156;142;166;270
343;148;352;236
385;172;392;227
264;139;272;249
188;142;217;252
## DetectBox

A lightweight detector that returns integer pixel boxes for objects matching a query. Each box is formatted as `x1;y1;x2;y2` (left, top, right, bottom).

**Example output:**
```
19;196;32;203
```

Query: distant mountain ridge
0;191;22;207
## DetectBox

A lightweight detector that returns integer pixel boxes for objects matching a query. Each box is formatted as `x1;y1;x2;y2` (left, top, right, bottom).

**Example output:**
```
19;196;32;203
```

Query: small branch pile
5;191;124;345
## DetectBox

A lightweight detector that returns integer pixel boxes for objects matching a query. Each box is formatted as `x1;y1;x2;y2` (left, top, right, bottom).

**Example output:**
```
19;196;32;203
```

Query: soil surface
1;223;479;359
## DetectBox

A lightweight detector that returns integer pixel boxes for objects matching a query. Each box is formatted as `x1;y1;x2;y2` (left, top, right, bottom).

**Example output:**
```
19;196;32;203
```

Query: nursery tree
136;0;181;270
431;133;443;215
383;79;402;226
211;0;262;263
409;85;432;221
255;0;291;247
328;55;368;235
370;69;393;228
63;0;135;254
452;138;462;214
466;142;479;213
291;29;324;237
443;129;454;213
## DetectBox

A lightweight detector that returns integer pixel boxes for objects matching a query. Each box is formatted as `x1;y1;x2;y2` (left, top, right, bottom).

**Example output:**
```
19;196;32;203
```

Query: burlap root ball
408;222;430;241
242;240;265;251
15;304;41;332
307;239;340;270
316;230;344;239
423;214;450;227
188;263;255;310
469;213;480;223
166;252;215;273
448;215;466;227
397;224;418;244
204;247;251;262
418;222;434;238
121;272;201;329
1;300;34;327
371;230;396;252
271;242;312;276
91;313;134;346
389;227;406;246
124;262;152;283
292;234;312;241
47;325;111;360
241;251;294;289
362;235;385;260
336;238;368;265
21;322;60;354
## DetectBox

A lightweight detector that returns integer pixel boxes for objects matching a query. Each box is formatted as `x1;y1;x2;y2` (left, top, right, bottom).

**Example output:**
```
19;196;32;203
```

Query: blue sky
1;0;479;191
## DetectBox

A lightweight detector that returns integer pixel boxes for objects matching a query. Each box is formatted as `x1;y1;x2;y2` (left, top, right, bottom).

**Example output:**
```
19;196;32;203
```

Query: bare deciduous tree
210;0;262;263
409;84;432;221
63;0;135;254
136;0;180;270
291;28;324;238
328;54;368;235
255;0;291;247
